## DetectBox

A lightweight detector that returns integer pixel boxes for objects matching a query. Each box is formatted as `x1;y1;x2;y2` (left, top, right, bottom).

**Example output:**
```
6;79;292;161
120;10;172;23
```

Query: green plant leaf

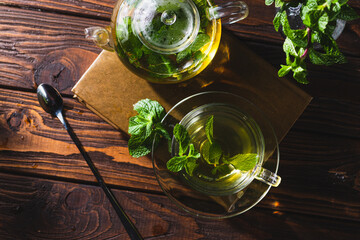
133;99;165;121
337;4;359;21
128;133;155;158
278;64;292;77
227;153;259;171
166;156;188;172
265;0;274;6
205;115;214;144
273;11;281;32
283;37;298;57
128;99;168;158
173;124;190;156
293;66;309;84
309;48;346;65
209;142;222;165
318;12;329;33
211;164;233;175
185;158;199;176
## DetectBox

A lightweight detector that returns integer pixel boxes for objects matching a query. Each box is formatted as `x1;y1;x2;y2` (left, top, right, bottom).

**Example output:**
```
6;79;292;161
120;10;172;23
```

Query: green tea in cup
178;103;266;196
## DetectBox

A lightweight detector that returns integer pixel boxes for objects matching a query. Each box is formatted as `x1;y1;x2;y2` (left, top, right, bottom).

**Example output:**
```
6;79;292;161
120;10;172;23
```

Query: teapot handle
84;26;114;51
207;1;249;25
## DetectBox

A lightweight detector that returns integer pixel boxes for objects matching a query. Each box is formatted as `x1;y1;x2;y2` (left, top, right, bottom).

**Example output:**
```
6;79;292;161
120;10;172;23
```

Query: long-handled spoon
37;83;143;240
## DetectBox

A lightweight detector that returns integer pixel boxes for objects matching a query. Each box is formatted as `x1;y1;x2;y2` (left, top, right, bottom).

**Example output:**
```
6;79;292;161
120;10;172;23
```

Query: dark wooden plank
0;6;359;100
0;172;359;240
2;0;359;55
0;5;102;93
1;0;116;19
0;87;160;192
241;41;360;102
1;88;359;220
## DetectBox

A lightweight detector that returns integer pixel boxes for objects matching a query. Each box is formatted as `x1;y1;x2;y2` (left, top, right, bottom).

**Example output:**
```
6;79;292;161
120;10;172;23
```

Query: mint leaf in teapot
176;33;210;63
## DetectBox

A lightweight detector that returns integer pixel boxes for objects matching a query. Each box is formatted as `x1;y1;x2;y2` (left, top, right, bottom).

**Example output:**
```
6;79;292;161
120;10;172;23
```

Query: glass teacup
152;91;281;218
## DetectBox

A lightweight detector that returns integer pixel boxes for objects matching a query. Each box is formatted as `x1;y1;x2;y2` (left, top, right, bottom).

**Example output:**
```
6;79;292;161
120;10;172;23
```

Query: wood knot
152;224;166;236
33;48;98;94
7;111;24;132
65;188;89;210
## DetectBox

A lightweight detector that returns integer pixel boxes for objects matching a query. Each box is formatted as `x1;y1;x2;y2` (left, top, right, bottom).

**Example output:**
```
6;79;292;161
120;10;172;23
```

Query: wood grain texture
0;5;358;101
1;0;359;55
0;172;359;240
0;5;102;93
0;88;160;192
1;88;359;221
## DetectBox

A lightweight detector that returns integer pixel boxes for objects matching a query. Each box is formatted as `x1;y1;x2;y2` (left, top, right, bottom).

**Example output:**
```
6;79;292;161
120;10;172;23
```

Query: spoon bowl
37;83;64;116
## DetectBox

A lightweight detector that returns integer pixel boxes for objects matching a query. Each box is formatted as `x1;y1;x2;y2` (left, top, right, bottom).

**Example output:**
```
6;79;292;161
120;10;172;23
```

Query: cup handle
84;26;114;51
207;1;249;25
255;168;281;187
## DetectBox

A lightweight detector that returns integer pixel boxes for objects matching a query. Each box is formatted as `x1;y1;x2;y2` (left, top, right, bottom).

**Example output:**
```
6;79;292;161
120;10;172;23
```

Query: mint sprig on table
265;0;359;83
128;99;170;157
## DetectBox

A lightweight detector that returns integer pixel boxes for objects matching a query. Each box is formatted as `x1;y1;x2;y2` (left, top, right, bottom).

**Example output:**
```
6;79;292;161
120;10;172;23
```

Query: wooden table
0;0;359;239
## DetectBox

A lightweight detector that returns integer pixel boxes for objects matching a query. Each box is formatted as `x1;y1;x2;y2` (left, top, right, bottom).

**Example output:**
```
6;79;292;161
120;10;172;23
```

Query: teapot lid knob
132;0;200;54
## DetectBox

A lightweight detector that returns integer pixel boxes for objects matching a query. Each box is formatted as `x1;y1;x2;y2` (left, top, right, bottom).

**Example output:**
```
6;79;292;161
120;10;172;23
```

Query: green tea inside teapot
85;0;248;83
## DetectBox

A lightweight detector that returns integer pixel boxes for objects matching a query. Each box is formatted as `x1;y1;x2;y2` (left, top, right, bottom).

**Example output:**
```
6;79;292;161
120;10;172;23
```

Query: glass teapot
85;0;248;83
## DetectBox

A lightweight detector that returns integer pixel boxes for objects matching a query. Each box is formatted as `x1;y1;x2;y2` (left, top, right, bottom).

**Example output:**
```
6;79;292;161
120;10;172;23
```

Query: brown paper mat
72;31;312;142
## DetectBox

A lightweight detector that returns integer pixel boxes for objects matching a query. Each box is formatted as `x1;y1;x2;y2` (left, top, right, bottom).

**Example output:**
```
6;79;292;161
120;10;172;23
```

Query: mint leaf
185;158;198;176
190;34;210;52
128;99;169;158
128;115;152;137
176;34;210;63
283;37;298;57
205;115;214;144
338;4;359;21
309;48;346;66
211;164;233;176
227;153;259;171
318;12;329;33
176;49;191;63
209;142;222;165
293;66;309;84
133;99;165;121
128;133;158;158
167;136;200;173
173;124;190;156
265;0;274;6
278;64;292;77
166;156;188;172
273;11;281;32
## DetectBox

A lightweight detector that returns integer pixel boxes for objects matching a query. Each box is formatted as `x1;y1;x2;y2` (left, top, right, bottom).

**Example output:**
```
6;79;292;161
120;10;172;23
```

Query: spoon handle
56;111;143;240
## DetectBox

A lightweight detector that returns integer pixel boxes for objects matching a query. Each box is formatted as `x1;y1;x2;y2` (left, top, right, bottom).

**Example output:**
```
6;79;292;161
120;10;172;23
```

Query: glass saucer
152;91;279;219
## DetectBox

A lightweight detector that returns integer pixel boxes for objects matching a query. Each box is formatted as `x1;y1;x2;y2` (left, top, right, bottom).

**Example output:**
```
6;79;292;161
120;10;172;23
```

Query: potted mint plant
265;0;359;83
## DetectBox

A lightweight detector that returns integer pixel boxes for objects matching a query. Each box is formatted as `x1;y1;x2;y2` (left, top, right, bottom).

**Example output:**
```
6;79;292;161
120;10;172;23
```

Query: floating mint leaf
185;158;199;176
166;156;188;172
205;115;214;144
173;124;190;156
211;164;233;176
227;153;259;171
167;128;200;173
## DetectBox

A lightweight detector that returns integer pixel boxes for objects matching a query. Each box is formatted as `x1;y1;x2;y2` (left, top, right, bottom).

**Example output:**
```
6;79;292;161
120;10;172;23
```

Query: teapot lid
132;0;200;54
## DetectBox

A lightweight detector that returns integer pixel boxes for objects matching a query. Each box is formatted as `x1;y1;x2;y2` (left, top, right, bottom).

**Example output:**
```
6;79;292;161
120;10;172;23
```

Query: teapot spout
84;27;114;51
